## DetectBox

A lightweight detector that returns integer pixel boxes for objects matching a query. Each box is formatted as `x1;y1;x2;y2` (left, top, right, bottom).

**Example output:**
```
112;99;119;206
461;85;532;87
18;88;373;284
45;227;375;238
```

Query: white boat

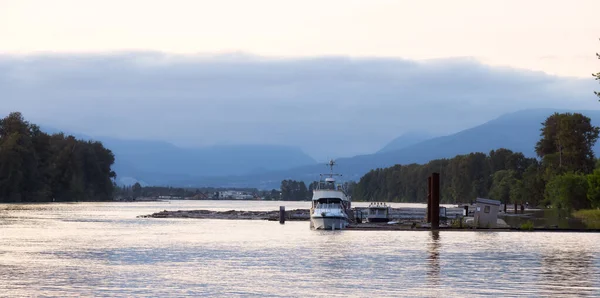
309;160;352;230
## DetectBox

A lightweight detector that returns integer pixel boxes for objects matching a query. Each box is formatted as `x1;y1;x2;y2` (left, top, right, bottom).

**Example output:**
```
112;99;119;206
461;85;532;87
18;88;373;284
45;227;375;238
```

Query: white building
473;198;501;228
218;190;254;200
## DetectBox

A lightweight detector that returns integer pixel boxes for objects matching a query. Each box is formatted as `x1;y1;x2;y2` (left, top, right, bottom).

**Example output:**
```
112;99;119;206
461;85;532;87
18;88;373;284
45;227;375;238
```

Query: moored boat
309;160;351;230
366;202;390;223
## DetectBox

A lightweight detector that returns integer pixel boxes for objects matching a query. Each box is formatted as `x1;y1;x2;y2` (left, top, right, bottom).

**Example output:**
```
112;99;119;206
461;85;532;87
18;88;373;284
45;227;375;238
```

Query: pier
137;171;599;232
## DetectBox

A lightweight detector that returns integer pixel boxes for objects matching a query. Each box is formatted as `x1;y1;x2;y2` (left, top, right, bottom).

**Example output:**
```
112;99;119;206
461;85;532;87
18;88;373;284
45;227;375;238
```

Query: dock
138;207;600;233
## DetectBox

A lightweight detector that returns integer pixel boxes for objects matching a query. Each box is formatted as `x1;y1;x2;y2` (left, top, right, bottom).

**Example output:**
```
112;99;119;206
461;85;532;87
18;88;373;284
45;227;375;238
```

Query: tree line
353;112;600;211
278;179;357;200
0;112;116;202
352;148;539;204
114;184;261;200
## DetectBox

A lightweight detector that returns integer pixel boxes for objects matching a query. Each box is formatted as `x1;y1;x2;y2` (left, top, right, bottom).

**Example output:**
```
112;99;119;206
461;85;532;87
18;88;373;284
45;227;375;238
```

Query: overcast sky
0;1;599;160
2;0;598;77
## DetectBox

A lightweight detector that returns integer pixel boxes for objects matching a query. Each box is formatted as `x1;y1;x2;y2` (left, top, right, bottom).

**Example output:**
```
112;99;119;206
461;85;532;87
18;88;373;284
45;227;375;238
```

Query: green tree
586;169;600;208
0;112;116;202
510;179;523;204
545;172;590;210
270;189;279;200
280;179;308;200
132;182;142;199
489;170;517;204
519;162;545;207
535;112;600;175
298;181;308;200
595;38;599;100
352;149;535;203
0;112;38;202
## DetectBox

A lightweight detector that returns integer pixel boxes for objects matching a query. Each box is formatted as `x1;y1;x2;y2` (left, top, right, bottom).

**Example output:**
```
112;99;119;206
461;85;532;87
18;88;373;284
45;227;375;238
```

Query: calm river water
1;200;599;297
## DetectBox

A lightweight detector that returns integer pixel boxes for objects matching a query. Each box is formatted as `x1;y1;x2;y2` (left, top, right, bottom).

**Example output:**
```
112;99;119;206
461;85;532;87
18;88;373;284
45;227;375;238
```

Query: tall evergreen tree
0;112;116;202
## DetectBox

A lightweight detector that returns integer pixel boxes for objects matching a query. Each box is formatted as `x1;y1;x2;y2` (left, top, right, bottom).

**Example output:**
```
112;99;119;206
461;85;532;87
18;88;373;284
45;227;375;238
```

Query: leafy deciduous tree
594;38;599;100
544;172;590;210
586;169;600;208
535;112;599;175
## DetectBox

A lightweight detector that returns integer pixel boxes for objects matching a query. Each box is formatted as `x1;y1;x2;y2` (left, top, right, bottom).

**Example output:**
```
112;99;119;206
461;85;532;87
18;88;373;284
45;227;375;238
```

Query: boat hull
310;216;349;230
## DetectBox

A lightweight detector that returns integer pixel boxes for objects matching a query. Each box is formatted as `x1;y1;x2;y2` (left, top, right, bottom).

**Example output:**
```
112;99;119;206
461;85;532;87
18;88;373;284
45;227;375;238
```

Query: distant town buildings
217;190;255;200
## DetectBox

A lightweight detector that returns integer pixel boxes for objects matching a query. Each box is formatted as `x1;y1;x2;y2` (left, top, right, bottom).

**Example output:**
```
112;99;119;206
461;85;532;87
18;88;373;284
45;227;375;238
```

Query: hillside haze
40;127;317;186
378;131;436;153
2;53;596;161
184;108;600;189
39;109;600;188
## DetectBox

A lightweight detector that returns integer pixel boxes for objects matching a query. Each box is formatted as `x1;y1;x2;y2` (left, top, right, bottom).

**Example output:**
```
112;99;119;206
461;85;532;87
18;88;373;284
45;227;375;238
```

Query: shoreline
138;208;600;233
137;208;312;221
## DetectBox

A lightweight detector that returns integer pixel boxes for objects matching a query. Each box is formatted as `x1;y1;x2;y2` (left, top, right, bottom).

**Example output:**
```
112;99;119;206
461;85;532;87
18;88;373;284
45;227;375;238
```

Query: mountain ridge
40;126;318;186
182;108;600;188
39;108;600;188
377;131;436;153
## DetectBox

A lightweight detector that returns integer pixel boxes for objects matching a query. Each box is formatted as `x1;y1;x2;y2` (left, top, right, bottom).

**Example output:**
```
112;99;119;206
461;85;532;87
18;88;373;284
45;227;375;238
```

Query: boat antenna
327;159;336;177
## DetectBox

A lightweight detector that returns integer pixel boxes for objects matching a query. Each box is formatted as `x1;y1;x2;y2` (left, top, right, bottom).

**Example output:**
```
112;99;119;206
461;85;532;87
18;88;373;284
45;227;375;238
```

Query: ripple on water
0;201;599;297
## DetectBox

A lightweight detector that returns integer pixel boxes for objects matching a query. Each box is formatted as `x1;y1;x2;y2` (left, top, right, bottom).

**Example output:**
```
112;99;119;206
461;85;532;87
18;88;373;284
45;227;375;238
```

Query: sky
1;0;599;160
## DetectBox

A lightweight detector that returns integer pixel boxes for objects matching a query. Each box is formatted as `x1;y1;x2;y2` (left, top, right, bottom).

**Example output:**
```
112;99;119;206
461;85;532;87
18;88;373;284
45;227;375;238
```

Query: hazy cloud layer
0;52;597;160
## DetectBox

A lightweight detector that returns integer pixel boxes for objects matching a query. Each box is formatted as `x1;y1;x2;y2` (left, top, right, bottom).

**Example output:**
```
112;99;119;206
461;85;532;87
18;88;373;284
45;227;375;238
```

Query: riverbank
138;209;311;221
138;206;466;221
138;207;600;232
573;209;600;229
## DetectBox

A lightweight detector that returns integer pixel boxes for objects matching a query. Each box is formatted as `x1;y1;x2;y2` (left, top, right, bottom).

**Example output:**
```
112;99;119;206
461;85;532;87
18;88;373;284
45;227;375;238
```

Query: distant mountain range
377;131;436;153
40;127;317;186
177;108;600;189
43;108;600;188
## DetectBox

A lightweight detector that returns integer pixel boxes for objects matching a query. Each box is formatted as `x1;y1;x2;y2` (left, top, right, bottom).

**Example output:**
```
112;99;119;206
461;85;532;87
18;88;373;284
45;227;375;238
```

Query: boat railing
368;202;389;208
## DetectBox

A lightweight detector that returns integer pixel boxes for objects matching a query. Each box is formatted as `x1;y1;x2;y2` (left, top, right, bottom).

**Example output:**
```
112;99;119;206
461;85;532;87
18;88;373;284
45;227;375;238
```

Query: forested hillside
184;109;600;189
0;112;116;202
353;112;600;211
352;149;540;204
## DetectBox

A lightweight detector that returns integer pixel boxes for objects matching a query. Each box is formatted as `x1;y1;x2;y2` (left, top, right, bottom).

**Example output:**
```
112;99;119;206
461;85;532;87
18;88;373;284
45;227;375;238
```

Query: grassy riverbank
573;209;600;229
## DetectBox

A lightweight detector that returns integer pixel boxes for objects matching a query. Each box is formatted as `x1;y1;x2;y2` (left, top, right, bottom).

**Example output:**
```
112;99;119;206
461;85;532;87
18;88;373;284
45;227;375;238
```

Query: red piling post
427;176;432;223
431;172;440;230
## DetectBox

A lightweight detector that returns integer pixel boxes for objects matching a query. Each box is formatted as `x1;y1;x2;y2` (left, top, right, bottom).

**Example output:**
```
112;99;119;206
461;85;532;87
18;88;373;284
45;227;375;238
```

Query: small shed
474;198;501;228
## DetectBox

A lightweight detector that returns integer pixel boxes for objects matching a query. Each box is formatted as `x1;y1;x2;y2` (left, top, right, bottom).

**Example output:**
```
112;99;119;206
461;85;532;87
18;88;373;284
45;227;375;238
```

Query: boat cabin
366;202;390;223
311;174;350;207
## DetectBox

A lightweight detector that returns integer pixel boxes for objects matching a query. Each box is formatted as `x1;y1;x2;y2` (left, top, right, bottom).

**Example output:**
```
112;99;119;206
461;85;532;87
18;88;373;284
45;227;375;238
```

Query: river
1;200;599;297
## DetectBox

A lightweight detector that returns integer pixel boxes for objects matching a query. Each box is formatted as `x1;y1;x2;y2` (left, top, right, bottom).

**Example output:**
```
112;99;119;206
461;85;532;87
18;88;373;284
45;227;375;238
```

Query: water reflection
427;231;441;287
0;201;599;297
501;209;588;229
540;247;597;296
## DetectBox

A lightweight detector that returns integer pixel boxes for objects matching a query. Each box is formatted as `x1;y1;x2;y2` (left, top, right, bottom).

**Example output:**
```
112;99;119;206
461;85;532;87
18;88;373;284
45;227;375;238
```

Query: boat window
315;203;341;210
316;198;342;204
484;206;490;213
318;182;337;190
